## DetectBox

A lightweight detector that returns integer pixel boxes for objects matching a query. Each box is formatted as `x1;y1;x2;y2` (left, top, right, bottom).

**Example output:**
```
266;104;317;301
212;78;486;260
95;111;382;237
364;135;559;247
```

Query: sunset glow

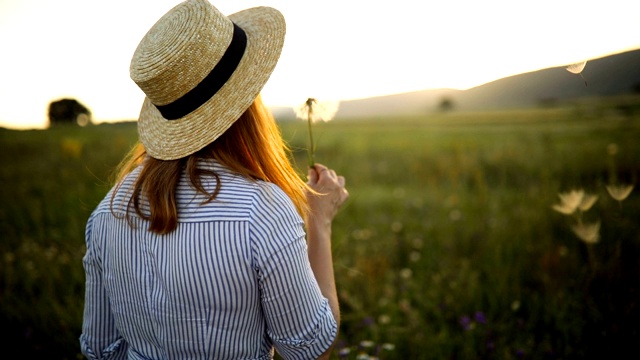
1;0;639;129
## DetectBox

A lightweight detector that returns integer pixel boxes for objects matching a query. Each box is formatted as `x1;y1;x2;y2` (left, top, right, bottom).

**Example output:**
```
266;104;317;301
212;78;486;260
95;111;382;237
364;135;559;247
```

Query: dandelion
578;194;598;211
378;314;391;325
566;61;586;74
77;113;91;127
552;189;598;215
571;221;600;244
338;347;351;358
552;189;584;215
566;60;588;87
511;300;521;312
399;268;413;279
606;184;634;202
294;98;339;167
381;343;395;351
359;340;375;348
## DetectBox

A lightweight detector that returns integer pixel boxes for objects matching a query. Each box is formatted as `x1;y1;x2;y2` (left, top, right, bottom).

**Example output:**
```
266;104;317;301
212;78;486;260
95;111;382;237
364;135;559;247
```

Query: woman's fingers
307;163;349;215
307;166;319;185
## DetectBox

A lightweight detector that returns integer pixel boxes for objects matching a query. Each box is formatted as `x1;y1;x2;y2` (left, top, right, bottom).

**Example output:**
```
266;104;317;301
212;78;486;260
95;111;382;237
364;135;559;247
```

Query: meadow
1;100;639;359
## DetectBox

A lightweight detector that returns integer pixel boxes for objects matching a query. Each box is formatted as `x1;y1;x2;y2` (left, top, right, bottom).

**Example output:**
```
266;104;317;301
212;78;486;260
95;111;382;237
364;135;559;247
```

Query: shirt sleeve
249;183;338;360
79;211;129;360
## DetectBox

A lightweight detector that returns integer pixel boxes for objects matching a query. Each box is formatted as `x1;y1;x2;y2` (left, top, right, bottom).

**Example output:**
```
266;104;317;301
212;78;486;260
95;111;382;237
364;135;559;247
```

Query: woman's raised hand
306;163;349;225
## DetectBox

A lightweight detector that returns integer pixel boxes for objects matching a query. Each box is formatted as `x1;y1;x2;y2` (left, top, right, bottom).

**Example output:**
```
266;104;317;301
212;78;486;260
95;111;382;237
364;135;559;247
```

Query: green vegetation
1;104;638;359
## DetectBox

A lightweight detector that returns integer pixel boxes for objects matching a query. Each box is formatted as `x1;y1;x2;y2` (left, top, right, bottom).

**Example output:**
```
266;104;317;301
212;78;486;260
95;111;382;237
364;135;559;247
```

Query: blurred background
1;0;639;359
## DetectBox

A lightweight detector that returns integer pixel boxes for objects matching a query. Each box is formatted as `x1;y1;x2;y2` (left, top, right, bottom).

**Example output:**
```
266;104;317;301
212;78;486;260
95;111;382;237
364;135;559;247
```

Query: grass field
1;102;639;359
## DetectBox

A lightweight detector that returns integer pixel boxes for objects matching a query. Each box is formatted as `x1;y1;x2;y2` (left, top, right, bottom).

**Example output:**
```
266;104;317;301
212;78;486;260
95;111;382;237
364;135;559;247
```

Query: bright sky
1;0;639;129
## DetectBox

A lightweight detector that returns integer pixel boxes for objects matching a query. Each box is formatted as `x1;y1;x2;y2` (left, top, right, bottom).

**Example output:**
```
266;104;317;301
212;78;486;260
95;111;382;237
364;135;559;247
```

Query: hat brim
137;6;285;160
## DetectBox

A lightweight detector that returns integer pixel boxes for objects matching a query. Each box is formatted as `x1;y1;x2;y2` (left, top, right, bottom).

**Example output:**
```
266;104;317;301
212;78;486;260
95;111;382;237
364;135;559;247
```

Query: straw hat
130;0;285;160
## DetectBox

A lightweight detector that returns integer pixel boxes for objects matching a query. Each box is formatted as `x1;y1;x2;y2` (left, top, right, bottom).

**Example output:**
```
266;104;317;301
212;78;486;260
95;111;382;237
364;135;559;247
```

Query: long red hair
112;95;310;234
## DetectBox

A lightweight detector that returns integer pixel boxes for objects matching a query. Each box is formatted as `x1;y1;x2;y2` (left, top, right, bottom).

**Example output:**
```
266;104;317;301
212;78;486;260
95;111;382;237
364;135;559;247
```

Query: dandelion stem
307;117;315;166
580;73;588;87
306;100;315;167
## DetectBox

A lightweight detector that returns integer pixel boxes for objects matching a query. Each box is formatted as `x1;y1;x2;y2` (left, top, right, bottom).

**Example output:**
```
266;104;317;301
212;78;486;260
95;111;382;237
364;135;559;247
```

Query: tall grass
1;103;638;359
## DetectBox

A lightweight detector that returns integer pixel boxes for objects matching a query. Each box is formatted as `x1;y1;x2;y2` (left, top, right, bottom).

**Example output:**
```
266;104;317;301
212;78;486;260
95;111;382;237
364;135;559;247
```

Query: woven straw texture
130;0;285;160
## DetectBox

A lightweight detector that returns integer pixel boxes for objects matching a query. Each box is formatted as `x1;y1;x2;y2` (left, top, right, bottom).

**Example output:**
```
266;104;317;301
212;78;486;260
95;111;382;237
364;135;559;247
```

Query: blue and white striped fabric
80;160;337;359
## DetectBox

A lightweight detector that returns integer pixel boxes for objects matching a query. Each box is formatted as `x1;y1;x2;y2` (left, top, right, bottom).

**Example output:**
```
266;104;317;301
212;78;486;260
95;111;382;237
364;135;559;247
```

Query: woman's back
81;2;347;358
82;160;337;359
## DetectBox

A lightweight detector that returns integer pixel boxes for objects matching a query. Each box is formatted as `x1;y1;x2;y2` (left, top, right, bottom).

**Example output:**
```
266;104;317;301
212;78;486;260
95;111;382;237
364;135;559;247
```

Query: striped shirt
80;160;337;359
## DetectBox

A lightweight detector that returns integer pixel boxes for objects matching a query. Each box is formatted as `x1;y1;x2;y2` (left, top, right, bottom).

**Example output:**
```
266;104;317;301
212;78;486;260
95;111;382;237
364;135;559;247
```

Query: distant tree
632;81;640;94
48;98;92;127
438;97;454;112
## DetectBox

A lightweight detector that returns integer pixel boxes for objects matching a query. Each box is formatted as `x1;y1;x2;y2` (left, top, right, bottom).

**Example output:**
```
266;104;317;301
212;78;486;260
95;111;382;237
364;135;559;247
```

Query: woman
80;1;348;359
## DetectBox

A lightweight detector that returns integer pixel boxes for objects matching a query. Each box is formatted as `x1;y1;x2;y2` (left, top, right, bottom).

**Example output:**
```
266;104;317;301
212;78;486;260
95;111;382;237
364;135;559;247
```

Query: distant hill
273;48;640;120
454;48;640;111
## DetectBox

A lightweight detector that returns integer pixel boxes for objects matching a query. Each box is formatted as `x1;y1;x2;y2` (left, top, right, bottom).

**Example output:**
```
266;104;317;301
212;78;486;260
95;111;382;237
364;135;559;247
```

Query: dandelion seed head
359;340;375;348
294;98;340;123
382;343;396;351
400;268;413;279
511;300;521;311
606;184;634;202
77;113;90;127
552;203;577;215
378;314;391;325
578;194;598;211
553;190;584;215
566;61;587;74
559;189;584;208
571;221;600;244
